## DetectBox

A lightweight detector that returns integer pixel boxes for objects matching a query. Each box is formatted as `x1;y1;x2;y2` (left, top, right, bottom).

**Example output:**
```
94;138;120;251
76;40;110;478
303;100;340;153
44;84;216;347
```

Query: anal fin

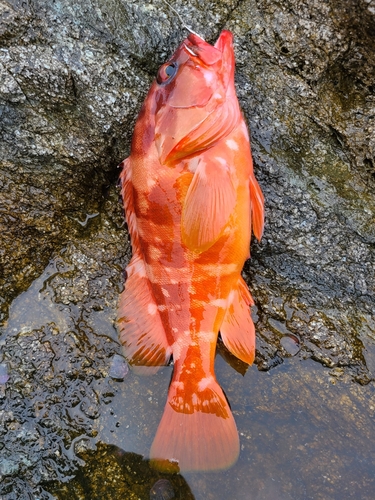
220;277;256;365
117;255;171;374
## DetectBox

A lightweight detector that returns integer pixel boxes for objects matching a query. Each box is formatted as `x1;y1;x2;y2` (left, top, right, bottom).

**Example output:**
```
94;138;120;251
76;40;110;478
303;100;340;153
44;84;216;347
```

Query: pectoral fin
182;157;236;252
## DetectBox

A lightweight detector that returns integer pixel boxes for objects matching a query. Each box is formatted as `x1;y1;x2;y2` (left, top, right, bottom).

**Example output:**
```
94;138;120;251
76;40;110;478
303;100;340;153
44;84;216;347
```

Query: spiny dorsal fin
249;173;264;241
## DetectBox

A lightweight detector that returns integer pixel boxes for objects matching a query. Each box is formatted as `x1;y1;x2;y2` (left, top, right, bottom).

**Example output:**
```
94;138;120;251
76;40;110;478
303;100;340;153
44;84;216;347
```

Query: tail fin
150;375;239;472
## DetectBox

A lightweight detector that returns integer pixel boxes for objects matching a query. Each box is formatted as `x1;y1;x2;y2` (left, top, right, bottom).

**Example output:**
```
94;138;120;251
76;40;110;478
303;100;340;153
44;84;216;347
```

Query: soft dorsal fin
181;156;236;253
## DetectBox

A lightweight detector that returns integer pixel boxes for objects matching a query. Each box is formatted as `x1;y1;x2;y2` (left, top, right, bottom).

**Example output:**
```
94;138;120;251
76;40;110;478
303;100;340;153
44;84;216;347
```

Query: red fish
118;30;264;472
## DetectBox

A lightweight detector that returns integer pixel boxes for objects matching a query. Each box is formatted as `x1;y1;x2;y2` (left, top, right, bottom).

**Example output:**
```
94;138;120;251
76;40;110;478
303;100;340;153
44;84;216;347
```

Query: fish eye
156;62;178;85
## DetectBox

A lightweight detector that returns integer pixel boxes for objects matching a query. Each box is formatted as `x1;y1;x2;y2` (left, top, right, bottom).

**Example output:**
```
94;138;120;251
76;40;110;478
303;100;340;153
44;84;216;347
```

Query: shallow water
1;254;375;500
93;357;375;500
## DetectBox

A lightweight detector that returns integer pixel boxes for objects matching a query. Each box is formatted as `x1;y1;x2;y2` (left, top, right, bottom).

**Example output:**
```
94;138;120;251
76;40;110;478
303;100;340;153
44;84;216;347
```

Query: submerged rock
150;479;175;500
109;354;129;381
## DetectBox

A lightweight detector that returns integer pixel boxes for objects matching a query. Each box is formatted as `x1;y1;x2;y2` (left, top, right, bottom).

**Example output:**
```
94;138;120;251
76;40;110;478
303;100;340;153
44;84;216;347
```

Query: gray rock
231;0;375;383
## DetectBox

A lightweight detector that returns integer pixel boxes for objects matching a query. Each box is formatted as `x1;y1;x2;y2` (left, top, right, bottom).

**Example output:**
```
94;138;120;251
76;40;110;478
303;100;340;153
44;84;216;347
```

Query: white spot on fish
146;177;156;189
172;335;190;361
164;266;181;273
187;156;200;174
201;262;237;276
172;381;184;390
226;139;239;150
130;258;146;278
199;164;207;180
199;331;216;342
148;303;157;315
191;393;199;406
227;290;235;304
211;298;228;308
161;287;170;297
215;156;227;166
203;71;215;85
198;376;214;391
150;245;162;260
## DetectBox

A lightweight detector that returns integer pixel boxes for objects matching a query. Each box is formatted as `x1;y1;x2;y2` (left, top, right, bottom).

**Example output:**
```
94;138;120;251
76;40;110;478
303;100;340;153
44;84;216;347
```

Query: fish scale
118;30;264;472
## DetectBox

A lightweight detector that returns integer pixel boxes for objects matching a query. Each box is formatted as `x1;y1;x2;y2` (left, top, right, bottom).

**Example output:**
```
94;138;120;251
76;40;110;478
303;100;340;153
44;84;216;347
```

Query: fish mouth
213;30;234;51
182;30;234;65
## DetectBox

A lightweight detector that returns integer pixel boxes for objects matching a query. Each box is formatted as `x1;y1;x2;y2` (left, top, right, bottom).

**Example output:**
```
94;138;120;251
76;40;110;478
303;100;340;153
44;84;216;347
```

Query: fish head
151;30;240;165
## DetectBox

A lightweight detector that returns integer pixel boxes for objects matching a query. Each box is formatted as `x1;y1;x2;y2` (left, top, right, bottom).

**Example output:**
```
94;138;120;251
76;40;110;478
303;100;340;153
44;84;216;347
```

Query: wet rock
0;184;127;498
235;0;375;379
0;362;9;397
280;334;301;357
0;0;146;323
0;0;373;374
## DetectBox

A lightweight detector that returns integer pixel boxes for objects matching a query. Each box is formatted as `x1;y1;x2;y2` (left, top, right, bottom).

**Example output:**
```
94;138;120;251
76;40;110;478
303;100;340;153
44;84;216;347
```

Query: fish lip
214;30;234;51
178;30;234;67
183;43;198;57
185;30;233;53
183;33;222;65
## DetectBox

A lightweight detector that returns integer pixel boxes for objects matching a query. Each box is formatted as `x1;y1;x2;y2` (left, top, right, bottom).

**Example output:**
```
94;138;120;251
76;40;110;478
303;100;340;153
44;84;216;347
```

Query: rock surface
0;0;374;498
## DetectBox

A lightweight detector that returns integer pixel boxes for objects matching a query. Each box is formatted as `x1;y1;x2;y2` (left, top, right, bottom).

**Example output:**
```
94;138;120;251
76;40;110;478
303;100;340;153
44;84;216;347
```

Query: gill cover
154;31;240;165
